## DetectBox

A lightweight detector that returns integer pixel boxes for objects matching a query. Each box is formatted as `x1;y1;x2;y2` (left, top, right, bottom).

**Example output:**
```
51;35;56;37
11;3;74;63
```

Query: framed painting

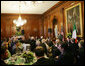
65;3;83;37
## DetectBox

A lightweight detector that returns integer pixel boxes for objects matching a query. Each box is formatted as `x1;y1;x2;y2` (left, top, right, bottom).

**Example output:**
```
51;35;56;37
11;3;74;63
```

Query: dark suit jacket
47;41;53;47
40;43;47;54
56;52;74;65
32;57;50;65
30;40;36;51
78;47;84;64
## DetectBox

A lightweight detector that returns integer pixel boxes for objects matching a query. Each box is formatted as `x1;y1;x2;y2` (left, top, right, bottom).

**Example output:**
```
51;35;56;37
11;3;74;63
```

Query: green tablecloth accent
7;50;11;58
4;52;37;65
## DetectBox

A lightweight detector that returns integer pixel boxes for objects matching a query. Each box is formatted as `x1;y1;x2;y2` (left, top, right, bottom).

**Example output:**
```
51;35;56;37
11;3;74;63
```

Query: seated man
33;46;49;65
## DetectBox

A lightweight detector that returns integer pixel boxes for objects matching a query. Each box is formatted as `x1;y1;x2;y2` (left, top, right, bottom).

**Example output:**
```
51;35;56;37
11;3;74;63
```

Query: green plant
58;34;63;41
67;32;72;39
15;31;22;36
15;27;22;36
22;51;34;63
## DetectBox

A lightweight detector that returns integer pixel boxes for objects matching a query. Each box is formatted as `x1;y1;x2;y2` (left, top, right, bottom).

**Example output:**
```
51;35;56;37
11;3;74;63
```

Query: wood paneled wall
1;1;84;40
1;14;44;40
43;1;84;39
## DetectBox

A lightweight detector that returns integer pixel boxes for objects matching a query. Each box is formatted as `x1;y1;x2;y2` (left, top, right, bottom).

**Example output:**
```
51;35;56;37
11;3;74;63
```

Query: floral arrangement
15;31;22;36
58;34;63;41
15;27;22;36
66;32;72;39
22;51;35;63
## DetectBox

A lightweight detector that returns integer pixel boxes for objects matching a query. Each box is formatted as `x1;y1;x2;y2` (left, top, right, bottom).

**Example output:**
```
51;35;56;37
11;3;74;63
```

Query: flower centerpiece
67;32;72;39
58;34;63;41
15;27;22;36
22;51;35;64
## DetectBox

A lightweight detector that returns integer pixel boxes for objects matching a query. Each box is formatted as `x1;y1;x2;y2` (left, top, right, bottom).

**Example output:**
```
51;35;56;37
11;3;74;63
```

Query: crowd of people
1;35;84;65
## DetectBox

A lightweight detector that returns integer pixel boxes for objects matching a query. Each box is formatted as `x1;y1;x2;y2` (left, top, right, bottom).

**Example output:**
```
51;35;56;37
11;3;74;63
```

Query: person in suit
33;46;49;65
47;38;54;47
56;41;74;65
30;36;36;52
51;45;61;58
41;39;49;56
48;45;61;65
77;40;84;65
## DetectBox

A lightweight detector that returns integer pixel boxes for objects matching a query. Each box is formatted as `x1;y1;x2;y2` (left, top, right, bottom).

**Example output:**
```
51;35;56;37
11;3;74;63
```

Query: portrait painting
65;3;82;37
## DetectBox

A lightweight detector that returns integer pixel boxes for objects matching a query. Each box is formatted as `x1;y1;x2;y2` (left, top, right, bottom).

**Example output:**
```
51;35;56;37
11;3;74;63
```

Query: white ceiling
1;1;59;14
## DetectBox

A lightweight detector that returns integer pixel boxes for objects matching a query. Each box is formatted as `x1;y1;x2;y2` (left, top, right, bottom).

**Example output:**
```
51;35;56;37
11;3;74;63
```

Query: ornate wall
1;1;84;40
43;1;84;39
1;14;44;39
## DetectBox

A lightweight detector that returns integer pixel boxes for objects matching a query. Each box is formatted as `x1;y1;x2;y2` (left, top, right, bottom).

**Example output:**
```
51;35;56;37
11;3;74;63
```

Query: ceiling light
13;1;27;27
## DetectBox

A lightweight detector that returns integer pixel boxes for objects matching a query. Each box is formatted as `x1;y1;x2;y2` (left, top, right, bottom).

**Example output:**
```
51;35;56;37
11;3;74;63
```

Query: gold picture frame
65;3;83;37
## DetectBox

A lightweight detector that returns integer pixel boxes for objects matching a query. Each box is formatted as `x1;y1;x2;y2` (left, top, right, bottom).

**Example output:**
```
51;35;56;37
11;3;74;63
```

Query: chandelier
13;1;44;27
13;1;27;27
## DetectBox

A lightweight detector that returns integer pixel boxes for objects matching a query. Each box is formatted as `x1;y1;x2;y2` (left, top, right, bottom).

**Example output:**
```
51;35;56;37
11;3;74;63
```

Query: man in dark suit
77;40;84;65
33;46;49;65
56;42;74;65
30;37;36;52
